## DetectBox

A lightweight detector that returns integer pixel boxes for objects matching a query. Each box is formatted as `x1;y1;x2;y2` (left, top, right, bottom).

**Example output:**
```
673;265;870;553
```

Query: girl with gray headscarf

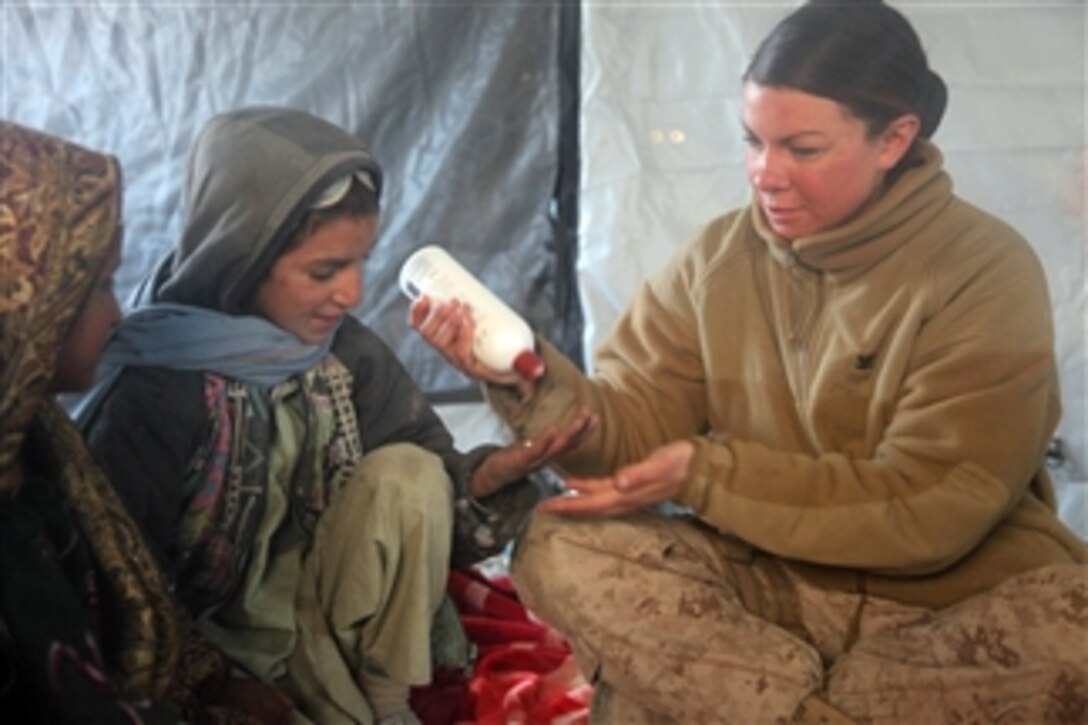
79;106;593;724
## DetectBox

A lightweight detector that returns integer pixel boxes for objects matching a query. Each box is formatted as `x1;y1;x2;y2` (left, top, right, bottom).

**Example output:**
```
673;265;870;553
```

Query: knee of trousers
510;511;612;604
353;442;455;537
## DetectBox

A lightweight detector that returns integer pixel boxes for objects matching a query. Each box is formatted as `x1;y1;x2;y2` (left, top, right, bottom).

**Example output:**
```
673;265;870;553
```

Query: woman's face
252;214;379;344
742;82;912;241
52;229;123;393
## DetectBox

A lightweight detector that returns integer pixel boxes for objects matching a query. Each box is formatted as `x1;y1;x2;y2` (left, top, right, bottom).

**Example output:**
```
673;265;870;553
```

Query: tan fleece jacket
490;141;1085;609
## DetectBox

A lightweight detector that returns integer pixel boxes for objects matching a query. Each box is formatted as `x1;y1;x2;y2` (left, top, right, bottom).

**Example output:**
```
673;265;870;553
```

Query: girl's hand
537;439;695;517
469;406;598;498
409;296;520;386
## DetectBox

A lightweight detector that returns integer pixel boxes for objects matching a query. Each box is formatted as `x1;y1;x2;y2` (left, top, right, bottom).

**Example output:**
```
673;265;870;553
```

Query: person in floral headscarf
0;121;292;724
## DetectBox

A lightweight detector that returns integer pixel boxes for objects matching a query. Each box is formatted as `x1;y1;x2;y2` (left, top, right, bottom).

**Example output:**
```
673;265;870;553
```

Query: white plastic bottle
400;245;546;381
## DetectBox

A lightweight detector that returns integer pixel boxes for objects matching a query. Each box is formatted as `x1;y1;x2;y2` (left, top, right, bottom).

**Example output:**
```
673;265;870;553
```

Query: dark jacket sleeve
333;318;540;565
333;318;468;477
81;367;208;576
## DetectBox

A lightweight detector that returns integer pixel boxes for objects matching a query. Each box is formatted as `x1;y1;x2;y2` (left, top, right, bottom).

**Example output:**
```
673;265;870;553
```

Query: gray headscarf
156;105;383;313
71;107;384;423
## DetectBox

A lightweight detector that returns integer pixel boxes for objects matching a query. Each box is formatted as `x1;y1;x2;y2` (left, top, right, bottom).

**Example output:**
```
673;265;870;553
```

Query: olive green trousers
286;444;458;724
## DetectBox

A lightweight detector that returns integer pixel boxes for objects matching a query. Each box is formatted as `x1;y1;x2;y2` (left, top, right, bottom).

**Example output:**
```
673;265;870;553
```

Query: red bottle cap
513;350;546;381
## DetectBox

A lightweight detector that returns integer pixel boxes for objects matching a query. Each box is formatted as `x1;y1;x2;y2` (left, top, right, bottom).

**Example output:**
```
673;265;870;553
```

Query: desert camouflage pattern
512;511;1088;723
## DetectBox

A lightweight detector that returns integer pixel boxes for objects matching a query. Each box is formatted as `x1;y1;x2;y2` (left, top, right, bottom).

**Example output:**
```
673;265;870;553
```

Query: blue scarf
71;303;337;424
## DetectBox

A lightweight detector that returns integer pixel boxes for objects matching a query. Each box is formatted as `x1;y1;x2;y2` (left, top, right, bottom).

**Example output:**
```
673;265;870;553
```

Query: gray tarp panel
3;0;581;399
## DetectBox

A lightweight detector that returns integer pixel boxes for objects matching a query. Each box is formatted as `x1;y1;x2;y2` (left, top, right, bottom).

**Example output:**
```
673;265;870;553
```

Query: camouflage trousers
510;511;1088;724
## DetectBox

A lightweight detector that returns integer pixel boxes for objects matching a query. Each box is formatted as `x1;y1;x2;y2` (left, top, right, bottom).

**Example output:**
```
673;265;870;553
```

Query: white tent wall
579;0;1087;537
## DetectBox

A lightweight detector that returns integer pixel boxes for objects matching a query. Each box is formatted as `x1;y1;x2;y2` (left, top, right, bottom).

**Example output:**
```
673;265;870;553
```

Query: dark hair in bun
745;0;947;140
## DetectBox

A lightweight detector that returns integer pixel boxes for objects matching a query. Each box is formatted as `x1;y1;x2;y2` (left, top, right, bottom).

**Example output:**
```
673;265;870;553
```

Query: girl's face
53;229;123;392
742;82;916;241
252;214;379;345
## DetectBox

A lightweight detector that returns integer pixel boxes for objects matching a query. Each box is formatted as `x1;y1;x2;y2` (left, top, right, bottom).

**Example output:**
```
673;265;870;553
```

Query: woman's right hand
409;295;524;387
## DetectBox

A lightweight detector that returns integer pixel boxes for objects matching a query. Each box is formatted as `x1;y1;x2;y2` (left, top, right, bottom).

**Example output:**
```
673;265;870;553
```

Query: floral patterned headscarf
0;121;180;699
0;121;121;484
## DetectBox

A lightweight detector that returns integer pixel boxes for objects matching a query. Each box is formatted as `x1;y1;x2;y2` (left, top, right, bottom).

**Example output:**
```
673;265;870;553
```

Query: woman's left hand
469;406;598;498
536;439;695;517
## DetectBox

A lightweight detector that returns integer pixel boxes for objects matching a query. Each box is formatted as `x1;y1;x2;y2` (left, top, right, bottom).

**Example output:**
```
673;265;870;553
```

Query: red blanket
411;567;591;725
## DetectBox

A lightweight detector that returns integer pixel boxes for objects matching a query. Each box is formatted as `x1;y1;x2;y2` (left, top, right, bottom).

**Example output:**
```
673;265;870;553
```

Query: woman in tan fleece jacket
410;1;1088;722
